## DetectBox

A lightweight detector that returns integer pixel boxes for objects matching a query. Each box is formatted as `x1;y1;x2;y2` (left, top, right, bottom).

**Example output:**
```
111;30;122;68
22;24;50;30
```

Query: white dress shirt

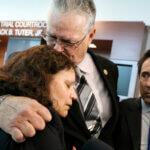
77;53;112;127
141;99;150;150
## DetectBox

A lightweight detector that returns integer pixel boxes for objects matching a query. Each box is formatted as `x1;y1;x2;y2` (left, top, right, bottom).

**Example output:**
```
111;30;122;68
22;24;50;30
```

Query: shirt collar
142;98;150;113
77;53;91;75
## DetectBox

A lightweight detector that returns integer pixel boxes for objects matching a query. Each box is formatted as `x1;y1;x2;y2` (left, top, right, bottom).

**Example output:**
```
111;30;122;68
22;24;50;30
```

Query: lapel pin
103;69;108;75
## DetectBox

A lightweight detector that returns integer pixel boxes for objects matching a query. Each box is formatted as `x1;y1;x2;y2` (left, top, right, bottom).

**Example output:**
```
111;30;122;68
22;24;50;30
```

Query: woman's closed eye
65;81;75;89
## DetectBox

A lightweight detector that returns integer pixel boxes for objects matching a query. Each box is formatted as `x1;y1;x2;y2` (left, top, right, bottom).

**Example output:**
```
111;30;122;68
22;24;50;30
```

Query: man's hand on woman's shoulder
0;96;52;143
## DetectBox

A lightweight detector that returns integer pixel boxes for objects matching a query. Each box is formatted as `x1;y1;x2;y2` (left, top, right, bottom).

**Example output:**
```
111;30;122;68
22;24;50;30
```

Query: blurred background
1;0;150;100
0;0;150;25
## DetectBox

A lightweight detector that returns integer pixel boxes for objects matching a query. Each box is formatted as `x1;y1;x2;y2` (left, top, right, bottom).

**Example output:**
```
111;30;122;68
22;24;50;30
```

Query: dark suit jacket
62;50;119;150
82;138;114;150
115;98;141;150
0;107;66;150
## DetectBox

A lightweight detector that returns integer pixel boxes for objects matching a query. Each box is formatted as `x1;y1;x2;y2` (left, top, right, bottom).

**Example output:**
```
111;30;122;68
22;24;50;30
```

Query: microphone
82;138;114;150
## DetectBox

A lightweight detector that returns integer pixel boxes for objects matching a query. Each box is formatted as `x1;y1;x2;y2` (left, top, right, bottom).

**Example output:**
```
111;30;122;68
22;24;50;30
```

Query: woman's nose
71;89;78;100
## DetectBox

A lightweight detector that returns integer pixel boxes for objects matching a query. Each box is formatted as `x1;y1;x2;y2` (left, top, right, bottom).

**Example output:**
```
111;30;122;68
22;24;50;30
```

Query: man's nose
53;42;64;52
146;78;150;87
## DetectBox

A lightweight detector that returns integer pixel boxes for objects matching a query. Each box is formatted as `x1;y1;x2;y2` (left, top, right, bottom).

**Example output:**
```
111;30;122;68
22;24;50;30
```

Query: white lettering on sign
0;29;8;35
15;21;47;28
0;21;47;36
15;29;34;36
8;29;13;35
35;29;43;36
0;29;13;35
0;21;14;27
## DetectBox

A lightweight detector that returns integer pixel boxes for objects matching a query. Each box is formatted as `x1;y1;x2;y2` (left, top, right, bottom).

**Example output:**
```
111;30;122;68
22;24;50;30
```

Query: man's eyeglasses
42;32;86;50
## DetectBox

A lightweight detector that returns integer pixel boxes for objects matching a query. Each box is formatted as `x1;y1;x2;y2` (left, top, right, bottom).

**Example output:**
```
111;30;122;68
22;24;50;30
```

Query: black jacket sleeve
0;107;66;150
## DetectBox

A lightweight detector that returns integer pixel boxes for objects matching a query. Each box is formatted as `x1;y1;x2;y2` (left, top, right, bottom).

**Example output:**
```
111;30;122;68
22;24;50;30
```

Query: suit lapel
87;50;120;142
125;98;141;150
88;50;118;103
88;50;119;127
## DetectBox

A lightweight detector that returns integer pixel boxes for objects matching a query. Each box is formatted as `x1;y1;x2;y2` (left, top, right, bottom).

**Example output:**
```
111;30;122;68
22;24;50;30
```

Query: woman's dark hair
138;49;150;75
0;45;75;106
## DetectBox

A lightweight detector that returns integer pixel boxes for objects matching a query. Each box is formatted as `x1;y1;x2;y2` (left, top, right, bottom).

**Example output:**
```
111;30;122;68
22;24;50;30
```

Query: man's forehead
47;25;85;41
142;59;150;69
48;11;87;33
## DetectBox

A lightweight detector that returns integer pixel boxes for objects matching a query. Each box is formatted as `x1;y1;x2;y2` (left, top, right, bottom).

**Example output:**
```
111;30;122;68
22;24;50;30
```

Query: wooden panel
94;21;146;61
0;36;9;66
90;39;113;58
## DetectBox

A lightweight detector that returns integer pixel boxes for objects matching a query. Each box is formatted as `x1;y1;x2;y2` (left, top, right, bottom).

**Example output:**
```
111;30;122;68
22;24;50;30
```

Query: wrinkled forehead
47;11;88;38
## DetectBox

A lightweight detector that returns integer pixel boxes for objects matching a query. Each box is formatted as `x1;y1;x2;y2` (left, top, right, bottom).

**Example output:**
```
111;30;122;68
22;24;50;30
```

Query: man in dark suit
62;50;119;149
115;49;150;150
0;0;119;149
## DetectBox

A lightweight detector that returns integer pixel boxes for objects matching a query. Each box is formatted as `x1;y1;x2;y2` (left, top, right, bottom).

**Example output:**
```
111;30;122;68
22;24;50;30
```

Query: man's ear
89;28;96;39
88;28;96;45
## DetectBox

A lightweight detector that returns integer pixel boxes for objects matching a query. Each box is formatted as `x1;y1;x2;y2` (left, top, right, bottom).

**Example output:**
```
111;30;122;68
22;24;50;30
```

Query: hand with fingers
0;95;52;143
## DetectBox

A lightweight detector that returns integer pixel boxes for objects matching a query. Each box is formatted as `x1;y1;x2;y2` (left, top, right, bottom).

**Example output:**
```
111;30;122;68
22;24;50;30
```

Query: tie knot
75;67;82;83
76;67;81;75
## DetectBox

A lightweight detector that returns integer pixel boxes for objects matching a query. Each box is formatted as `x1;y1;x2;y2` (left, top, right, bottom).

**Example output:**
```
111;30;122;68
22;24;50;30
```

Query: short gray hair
50;0;96;33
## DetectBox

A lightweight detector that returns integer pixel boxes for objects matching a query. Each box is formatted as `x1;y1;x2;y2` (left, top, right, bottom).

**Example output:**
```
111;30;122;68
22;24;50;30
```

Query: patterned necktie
75;68;102;137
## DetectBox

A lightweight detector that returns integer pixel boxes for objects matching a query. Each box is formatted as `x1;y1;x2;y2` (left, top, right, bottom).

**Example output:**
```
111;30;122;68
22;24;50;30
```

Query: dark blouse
0;107;66;150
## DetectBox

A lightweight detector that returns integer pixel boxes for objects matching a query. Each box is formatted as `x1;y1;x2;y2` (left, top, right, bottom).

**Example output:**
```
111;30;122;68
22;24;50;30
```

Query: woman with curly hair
0;45;77;150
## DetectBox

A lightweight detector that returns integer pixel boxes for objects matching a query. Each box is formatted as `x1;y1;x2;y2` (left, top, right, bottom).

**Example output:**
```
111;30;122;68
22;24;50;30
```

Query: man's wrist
0;95;11;104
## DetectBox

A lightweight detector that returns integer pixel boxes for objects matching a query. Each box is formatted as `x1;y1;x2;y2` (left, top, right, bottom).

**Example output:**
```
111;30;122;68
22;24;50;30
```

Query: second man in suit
115;49;150;150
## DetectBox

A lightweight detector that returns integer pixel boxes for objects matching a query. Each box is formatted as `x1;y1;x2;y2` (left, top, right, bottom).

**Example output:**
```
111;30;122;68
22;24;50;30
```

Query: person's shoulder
46;106;64;131
120;97;140;104
31;106;65;150
88;49;116;66
119;98;141;110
